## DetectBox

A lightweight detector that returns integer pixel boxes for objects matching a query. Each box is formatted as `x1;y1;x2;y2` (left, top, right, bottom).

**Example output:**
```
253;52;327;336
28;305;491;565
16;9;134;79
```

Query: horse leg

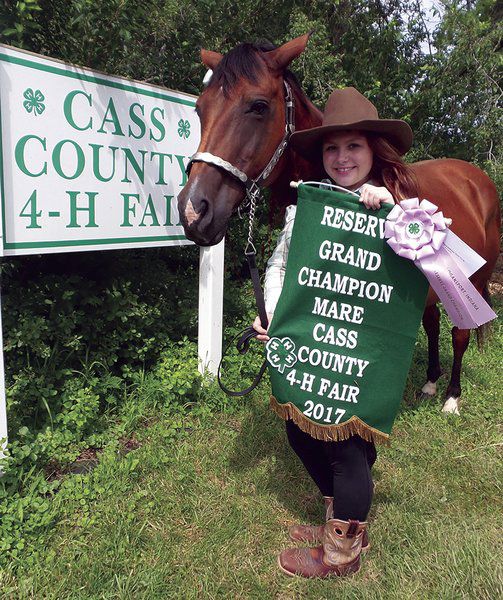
421;304;442;397
442;327;470;415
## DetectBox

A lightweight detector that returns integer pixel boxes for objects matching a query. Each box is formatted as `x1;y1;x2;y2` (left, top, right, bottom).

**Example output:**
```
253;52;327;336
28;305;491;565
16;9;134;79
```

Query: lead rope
217;185;270;396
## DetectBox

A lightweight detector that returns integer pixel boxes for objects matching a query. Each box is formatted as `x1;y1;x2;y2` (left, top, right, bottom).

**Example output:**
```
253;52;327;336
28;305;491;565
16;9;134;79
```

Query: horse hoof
442;397;460;415
420;381;437;397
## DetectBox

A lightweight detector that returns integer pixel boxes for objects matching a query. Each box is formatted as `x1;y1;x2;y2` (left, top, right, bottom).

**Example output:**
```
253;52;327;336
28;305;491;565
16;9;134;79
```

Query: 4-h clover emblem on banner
266;337;297;374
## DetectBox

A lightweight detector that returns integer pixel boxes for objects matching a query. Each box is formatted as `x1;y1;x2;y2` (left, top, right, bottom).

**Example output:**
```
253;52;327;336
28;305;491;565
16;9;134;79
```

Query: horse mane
208;41;307;107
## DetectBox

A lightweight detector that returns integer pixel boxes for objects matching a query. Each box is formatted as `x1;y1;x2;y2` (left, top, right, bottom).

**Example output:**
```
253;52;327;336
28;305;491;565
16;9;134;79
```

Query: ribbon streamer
385;198;496;329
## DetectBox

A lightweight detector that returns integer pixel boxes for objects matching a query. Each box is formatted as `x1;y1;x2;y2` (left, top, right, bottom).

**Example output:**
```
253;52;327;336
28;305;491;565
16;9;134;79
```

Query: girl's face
322;131;373;190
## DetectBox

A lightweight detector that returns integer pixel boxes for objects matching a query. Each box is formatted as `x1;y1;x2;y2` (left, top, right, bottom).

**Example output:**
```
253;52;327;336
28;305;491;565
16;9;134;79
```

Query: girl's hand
252;313;273;342
359;184;394;210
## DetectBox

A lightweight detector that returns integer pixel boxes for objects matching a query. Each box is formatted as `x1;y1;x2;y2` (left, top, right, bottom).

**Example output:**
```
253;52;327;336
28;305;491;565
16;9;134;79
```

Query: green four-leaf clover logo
178;119;191;139
266;337;297;374
23;88;45;116
407;222;421;236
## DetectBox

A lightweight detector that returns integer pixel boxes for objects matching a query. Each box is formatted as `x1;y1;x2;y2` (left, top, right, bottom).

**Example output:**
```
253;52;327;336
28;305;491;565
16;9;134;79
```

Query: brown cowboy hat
290;87;413;157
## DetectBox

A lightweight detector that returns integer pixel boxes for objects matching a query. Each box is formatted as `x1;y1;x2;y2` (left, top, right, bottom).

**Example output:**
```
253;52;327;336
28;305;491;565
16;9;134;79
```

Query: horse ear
264;33;312;71
201;49;223;70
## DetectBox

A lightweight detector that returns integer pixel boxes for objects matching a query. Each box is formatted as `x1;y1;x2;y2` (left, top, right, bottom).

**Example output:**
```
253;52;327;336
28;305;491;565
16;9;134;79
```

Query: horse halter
185;80;296;253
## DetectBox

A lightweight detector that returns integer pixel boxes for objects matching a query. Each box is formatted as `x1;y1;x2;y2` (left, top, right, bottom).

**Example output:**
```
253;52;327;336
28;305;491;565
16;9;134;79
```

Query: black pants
286;420;377;521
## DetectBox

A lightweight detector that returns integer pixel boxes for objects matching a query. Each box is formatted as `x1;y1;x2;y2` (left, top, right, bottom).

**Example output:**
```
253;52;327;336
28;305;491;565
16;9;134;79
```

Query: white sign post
0;289;6;451
0;45;223;451
198;240;225;374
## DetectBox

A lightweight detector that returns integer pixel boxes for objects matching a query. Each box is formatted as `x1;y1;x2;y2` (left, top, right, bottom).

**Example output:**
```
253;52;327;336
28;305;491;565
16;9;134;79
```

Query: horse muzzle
177;172;243;246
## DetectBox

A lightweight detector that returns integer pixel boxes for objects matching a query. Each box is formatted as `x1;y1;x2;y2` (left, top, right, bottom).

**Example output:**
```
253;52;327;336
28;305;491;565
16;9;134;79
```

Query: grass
1;305;502;599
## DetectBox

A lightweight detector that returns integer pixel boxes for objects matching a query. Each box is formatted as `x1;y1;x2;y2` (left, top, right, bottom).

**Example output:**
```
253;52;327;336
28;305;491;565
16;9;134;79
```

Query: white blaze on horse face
185;199;201;226
203;69;213;86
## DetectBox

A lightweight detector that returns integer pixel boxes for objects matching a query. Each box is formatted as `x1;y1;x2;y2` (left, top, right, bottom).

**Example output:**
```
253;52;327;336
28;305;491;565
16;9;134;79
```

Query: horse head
178;34;318;246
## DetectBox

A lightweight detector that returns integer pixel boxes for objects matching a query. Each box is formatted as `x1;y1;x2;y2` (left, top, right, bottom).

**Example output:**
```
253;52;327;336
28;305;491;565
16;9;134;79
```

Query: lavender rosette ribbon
384;198;496;329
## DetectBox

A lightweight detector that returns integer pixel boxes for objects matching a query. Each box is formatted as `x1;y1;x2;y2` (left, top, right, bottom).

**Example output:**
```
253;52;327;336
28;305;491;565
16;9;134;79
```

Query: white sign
0;44;199;254
0;46;224;456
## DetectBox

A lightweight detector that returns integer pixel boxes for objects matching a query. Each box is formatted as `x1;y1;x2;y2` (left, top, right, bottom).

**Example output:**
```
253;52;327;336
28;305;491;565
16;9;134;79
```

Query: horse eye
248;101;268;115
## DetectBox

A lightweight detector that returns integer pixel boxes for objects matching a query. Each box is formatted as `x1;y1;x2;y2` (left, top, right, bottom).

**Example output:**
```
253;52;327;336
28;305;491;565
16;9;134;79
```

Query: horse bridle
185;80;296;255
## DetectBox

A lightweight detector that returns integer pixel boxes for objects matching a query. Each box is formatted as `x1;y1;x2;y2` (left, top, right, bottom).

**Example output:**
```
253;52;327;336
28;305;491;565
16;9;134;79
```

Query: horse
177;34;501;415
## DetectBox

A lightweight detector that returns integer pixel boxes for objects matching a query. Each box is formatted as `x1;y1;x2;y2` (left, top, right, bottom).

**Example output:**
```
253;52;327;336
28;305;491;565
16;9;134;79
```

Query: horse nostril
185;198;209;227
196;199;210;225
199;198;209;215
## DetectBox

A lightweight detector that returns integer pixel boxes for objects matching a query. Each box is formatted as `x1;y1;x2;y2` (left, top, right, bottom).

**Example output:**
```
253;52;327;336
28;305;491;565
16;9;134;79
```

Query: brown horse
178;34;500;414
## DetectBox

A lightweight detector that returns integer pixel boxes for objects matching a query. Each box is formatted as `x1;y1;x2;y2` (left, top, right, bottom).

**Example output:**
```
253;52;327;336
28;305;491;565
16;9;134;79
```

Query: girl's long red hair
367;134;418;200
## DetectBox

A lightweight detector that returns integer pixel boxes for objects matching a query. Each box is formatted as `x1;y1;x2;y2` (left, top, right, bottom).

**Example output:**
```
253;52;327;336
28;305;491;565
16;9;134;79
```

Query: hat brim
290;119;413;158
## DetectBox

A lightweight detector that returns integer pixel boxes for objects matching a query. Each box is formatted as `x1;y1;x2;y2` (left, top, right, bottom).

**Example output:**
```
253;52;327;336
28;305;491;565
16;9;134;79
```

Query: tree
410;0;502;188
1;0;500;188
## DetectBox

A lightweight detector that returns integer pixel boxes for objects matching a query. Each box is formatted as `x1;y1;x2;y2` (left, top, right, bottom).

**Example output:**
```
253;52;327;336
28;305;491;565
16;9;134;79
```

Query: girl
252;87;417;578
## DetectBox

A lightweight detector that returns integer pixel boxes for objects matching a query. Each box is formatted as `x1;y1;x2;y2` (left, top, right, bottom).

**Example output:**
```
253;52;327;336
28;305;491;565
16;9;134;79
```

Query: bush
2;248;199;432
156;338;201;404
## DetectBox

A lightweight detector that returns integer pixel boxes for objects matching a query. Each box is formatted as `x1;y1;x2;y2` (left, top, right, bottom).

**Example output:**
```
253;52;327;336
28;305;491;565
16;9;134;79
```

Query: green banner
266;184;428;444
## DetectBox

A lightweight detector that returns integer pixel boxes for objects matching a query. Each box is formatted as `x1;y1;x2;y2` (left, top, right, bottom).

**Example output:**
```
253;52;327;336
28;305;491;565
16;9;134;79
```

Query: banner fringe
270;395;390;446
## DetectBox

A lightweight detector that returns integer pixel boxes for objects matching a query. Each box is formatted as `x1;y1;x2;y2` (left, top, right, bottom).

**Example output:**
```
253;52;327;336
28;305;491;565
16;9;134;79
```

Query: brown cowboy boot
289;498;370;552
288;496;333;543
278;518;367;578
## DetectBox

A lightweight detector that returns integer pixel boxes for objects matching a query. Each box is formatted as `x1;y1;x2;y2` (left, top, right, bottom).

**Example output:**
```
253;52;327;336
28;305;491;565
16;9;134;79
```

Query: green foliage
3;248;198;428
0;342;193;565
0;262;271;567
0;245;201;564
155;338;201;403
411;1;502;184
0;0;42;48
290;0;430;112
286;8;345;105
0;473;57;563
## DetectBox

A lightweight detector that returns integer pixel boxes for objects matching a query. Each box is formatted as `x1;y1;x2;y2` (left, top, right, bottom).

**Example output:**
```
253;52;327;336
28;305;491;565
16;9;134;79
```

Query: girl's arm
253;205;296;341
